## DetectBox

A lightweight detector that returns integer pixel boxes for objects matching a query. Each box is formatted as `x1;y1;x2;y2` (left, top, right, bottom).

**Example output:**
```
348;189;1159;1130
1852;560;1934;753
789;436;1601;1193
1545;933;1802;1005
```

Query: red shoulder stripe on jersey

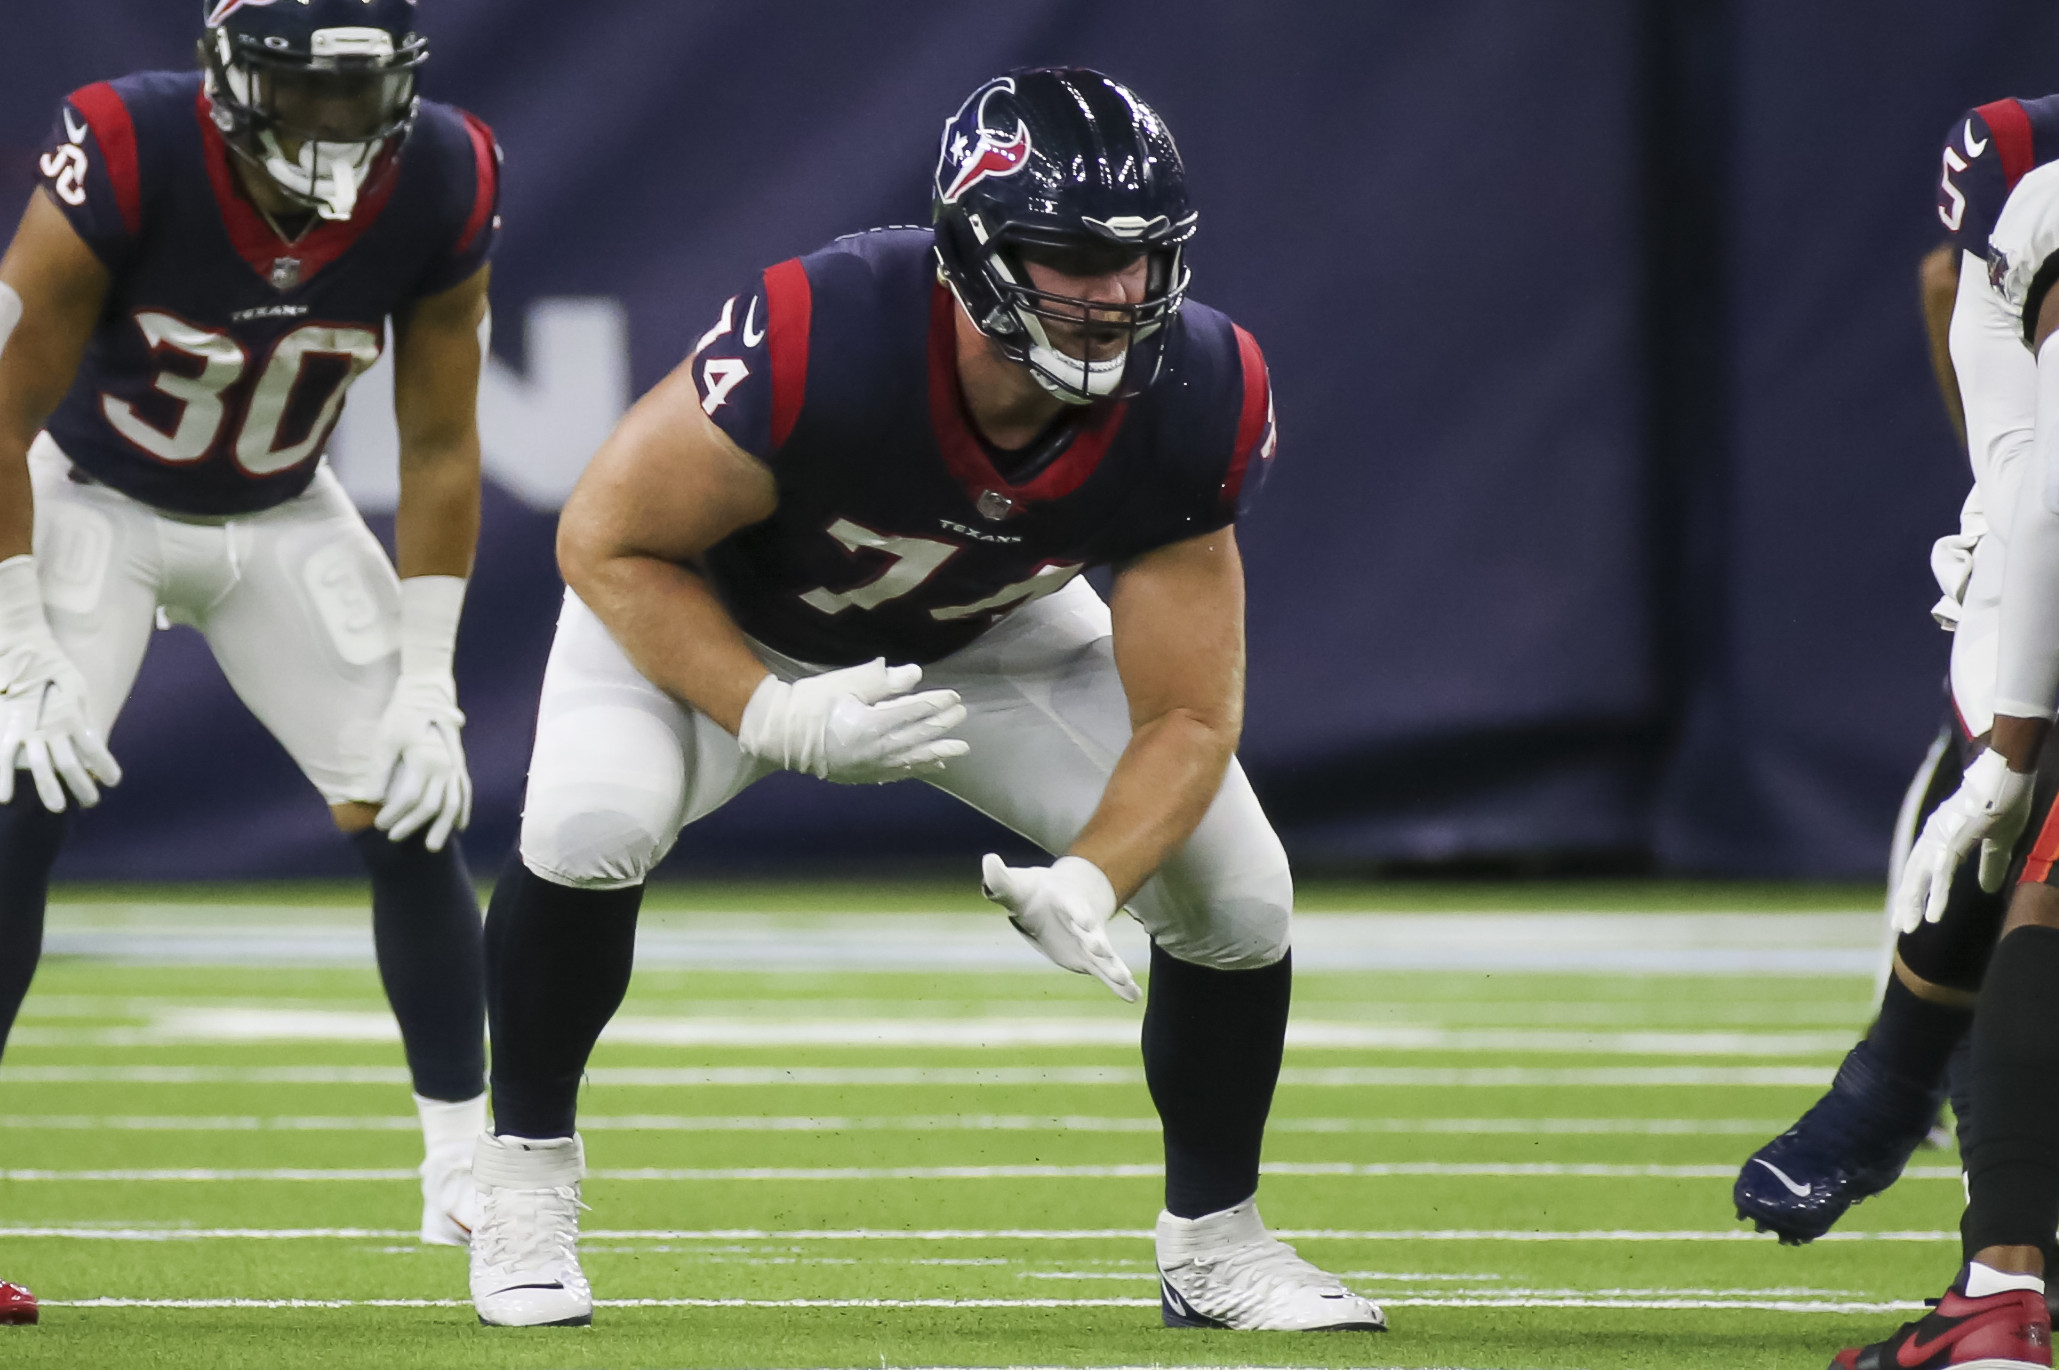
194;90;399;288
70;83;142;237
455;113;497;257
765;257;812;451
925;283;1125;508
1978;98;2036;189
1219;325;1271;510
2020;794;2059;886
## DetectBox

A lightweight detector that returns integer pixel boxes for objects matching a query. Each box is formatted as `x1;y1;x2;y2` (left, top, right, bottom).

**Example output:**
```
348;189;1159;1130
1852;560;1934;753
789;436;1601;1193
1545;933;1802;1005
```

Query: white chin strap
256;129;376;221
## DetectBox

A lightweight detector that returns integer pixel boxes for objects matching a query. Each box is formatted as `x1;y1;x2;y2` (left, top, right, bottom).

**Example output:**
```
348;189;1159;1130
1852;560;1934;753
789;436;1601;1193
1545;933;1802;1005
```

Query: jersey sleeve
1987;158;2059;343
1216;325;1278;523
36;84;144;272
414;112;503;298
1938;103;2032;259
689;258;812;462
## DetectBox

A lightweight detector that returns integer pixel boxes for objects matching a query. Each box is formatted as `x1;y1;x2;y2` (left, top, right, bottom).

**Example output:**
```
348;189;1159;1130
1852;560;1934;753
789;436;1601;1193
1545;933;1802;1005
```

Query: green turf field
0;881;1968;1369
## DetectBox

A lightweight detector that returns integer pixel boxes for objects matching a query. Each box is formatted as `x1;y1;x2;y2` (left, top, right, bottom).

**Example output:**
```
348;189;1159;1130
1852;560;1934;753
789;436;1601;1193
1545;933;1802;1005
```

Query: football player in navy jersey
466;70;1385;1334
0;0;500;1252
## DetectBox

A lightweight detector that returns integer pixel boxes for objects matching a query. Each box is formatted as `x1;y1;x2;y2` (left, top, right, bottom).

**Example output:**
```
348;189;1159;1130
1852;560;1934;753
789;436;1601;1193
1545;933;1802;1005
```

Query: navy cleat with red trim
1734;1036;1943;1243
1830;1276;2050;1369
0;1282;36;1325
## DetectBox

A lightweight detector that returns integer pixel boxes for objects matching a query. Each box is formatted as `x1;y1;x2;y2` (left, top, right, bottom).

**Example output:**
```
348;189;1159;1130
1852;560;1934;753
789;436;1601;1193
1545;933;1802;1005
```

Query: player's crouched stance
0;0;501;1254
468;71;1382;1335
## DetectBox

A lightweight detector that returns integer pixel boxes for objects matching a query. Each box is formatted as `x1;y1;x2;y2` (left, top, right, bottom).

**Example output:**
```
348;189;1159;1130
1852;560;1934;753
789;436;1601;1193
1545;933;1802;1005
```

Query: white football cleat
1156;1199;1386;1332
469;1132;593;1327
416;1093;487;1247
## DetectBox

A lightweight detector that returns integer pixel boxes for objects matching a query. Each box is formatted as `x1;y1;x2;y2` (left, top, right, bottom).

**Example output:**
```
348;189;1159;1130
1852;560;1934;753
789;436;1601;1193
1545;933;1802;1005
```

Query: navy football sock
485;864;642;1139
1961;924;2059;1256
351;830;485;1103
1867;973;1973;1091
0;799;71;1060
1142;943;1291;1219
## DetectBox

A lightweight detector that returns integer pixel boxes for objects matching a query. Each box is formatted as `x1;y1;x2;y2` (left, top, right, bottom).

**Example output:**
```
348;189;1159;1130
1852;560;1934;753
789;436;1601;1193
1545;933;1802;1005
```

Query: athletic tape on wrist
0;555;52;645
0;283;21;359
398;575;467;681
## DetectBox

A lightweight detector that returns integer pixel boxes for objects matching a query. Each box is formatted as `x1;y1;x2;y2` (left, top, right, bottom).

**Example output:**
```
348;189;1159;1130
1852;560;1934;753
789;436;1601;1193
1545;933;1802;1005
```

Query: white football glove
0;554;119;812
1892;748;2036;934
982;853;1140;1003
737;659;968;784
368;576;472;851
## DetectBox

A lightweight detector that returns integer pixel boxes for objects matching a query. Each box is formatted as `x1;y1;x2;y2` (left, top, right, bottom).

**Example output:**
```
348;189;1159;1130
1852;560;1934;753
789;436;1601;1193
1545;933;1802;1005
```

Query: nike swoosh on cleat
1898;1307;2024;1366
1750;1158;1813;1197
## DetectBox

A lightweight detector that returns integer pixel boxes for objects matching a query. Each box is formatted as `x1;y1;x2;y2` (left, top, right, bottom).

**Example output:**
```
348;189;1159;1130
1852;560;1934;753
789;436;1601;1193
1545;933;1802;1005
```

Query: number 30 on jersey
101;312;381;475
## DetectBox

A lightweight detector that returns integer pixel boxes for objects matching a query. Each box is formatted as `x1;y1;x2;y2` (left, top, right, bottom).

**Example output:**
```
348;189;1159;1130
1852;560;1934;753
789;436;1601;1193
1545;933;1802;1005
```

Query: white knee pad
519;778;677;891
1141;859;1293;972
518;701;690;891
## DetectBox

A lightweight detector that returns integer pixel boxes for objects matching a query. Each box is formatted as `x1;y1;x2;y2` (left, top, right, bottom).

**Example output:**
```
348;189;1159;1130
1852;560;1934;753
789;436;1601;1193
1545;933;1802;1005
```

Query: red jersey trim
455;113;497;257
194;90;400;289
1978;98;2036;189
925;283;1125;510
2021;795;2059;886
70;83;142;238
1220;325;1271;511
765;258;812;451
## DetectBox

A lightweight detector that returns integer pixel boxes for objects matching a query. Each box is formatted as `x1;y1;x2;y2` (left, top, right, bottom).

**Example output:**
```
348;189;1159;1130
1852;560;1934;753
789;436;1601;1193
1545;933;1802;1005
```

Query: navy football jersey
33;71;501;516
690;228;1275;667
1937;94;2059;257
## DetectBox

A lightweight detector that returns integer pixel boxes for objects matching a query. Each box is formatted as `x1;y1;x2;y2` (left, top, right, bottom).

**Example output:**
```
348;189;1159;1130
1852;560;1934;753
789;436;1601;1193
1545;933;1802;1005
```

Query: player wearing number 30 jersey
468;69;1384;1336
0;0;498;1257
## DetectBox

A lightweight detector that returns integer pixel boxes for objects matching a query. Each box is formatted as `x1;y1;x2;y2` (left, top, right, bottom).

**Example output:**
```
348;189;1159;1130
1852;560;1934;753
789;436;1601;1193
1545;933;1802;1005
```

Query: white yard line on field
39;1294;1927;1313
0;1161;1967;1182
39;908;1884;974
0;1064;1838;1087
18;1008;1856;1057
0;1113;1802;1136
0;1224;1961;1242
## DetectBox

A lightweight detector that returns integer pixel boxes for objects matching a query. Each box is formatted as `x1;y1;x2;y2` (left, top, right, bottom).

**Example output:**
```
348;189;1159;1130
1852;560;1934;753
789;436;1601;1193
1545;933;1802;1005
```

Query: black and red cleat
0;1283;36;1326
1830;1281;2050;1368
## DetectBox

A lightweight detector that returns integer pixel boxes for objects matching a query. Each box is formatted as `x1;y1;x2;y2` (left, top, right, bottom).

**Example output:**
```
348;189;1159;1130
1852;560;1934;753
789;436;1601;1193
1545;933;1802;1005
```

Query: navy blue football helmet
199;0;428;221
932;69;1196;404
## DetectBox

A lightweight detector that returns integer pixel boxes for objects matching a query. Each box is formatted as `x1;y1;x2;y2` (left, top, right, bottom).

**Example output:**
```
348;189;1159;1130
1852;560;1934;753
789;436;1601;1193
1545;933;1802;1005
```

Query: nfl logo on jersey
270;257;301;291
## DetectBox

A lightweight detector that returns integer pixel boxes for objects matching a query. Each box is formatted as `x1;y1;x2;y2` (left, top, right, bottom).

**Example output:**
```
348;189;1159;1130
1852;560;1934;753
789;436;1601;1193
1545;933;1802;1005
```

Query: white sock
415;1092;488;1161
1965;1260;2046;1297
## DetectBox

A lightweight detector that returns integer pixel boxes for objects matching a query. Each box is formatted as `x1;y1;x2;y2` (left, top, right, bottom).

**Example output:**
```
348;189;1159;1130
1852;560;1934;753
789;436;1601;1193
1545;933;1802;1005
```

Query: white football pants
519;579;1294;971
28;434;402;805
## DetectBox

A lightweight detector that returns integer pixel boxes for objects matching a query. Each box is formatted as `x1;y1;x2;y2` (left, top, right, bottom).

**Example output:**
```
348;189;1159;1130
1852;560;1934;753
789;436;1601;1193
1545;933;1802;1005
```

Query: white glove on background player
982;853;1140;1003
369;576;472;851
1893;748;2036;933
0;555;119;811
737;659;968;783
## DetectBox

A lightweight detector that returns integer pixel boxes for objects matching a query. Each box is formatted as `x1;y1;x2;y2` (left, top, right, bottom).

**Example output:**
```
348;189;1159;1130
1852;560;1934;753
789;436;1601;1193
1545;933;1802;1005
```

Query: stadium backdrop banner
0;0;2038;880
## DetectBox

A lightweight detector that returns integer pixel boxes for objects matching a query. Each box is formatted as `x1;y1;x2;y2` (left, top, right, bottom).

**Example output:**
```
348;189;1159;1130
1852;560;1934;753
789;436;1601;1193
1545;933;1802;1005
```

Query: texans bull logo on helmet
207;0;418;22
938;77;1032;205
205;0;279;23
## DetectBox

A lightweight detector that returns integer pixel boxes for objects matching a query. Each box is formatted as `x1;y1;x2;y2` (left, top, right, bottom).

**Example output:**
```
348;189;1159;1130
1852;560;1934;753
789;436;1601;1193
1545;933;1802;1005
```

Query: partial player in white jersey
1827;98;2059;1370
0;0;497;1268
1733;99;2059;1253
